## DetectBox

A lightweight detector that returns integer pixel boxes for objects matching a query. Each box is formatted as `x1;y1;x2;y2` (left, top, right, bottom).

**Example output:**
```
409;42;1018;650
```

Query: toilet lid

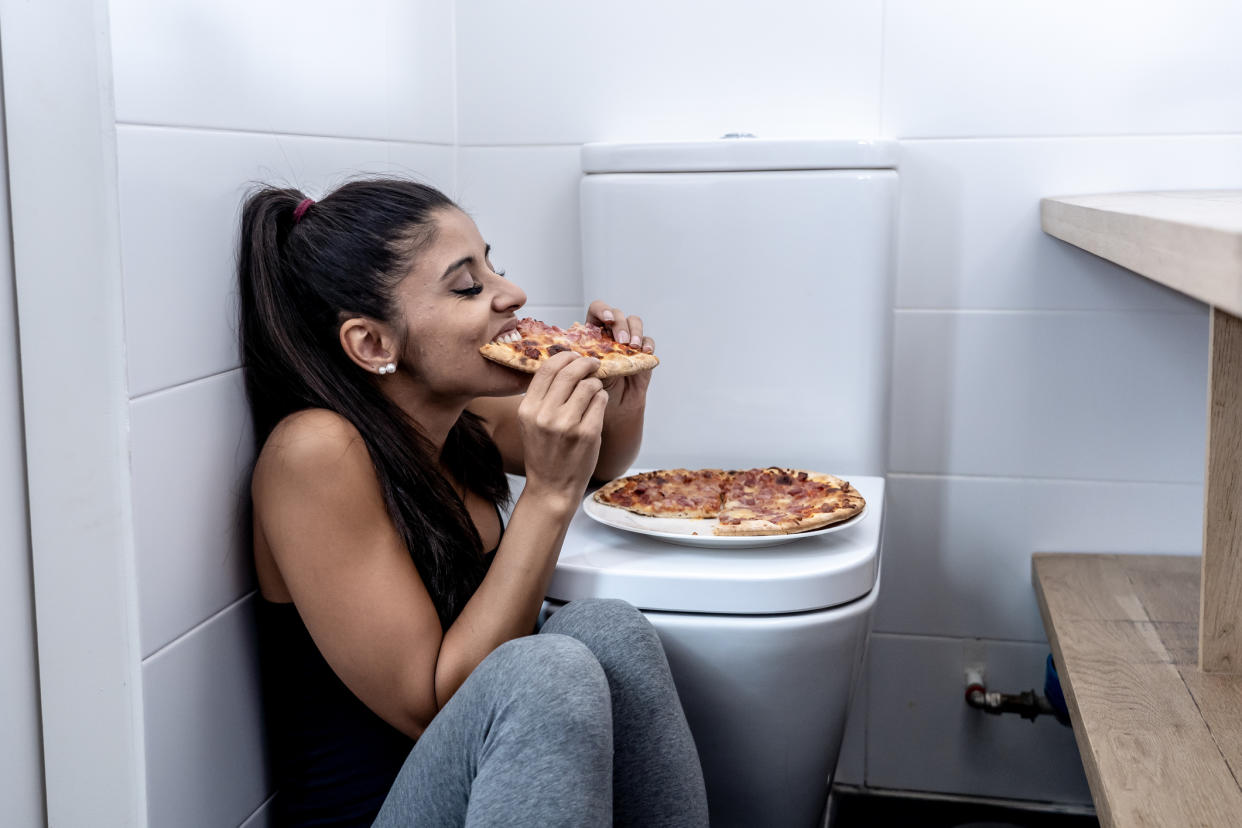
517;475;883;615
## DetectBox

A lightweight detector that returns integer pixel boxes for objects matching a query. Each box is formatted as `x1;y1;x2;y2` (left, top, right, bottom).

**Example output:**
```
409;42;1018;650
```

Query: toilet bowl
553;138;898;826
536;475;883;828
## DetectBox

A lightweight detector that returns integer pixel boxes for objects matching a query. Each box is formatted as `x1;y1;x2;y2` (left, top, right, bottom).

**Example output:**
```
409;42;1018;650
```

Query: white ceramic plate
581;494;869;549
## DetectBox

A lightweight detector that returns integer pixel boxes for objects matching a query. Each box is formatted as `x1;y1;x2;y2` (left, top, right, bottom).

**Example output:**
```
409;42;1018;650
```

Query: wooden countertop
1032;553;1242;827
1041;191;1242;316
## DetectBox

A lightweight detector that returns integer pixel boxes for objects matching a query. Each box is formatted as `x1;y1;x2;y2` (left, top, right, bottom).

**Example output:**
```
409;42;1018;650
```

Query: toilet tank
580;139;898;476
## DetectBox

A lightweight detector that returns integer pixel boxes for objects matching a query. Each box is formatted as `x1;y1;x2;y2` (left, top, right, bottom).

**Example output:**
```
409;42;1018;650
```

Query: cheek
402;326;487;375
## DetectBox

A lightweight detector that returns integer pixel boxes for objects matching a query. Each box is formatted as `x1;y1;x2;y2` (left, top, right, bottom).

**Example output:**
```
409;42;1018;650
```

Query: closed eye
453;283;484;297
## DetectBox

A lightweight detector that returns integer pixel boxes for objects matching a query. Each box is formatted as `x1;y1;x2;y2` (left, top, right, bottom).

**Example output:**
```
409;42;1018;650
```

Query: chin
470;359;528;395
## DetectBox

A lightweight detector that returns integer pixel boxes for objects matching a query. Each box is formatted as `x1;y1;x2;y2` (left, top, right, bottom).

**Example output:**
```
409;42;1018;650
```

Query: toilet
542;138;897;827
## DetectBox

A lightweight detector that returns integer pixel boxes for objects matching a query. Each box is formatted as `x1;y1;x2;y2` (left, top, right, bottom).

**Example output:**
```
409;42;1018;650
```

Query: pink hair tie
293;198;315;224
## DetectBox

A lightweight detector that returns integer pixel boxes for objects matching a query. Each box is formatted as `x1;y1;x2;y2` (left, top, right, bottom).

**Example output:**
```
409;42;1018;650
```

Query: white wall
453;0;1242;806
106;1;456;824
0;59;47;828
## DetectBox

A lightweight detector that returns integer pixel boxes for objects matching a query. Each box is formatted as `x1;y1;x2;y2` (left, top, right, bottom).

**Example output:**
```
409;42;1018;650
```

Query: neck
381;375;469;459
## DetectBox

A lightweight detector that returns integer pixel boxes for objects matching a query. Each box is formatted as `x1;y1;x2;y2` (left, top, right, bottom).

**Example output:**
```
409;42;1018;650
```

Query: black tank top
257;523;502;827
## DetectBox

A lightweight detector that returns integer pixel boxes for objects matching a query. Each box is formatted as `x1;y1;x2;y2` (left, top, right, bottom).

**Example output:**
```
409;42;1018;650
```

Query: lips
489;320;521;344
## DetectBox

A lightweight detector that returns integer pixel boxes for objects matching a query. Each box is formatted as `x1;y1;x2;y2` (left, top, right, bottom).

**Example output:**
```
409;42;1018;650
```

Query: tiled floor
831;789;1100;828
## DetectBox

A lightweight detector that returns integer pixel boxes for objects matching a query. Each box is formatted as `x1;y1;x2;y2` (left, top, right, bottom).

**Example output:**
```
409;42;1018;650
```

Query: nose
493;274;526;313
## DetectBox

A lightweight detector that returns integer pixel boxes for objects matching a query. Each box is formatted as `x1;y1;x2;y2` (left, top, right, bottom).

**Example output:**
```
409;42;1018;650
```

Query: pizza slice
480;317;659;379
714;467;864;536
593;469;728;518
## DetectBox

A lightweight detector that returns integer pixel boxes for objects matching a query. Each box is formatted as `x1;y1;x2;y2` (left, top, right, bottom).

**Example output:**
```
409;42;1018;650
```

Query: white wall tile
865;634;1092;803
456;0;882;145
889;310;1209;482
132;370;254;657
456;146;583;306
118;126;453;395
388;142;459;196
883;0;1242;138
877;475;1202;642
896;137;1242;311
110;0;454;142
143;595;270;828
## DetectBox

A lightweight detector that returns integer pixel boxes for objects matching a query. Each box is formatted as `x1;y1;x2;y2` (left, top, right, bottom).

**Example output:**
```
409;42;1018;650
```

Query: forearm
432;487;576;705
593;403;644;481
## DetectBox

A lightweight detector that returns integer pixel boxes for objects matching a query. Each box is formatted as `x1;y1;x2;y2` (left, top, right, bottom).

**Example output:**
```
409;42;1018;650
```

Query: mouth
489;320;522;344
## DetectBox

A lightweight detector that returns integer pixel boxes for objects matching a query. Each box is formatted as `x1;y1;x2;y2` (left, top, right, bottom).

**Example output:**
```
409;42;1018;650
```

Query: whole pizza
480;317;659;378
594;467;866;536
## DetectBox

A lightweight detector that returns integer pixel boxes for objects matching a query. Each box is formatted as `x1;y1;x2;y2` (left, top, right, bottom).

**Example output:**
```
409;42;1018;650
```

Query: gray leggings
371;598;709;827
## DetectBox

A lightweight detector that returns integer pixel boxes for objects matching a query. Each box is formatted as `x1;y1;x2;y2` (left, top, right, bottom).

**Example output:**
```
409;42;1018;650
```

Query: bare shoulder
253;408;374;501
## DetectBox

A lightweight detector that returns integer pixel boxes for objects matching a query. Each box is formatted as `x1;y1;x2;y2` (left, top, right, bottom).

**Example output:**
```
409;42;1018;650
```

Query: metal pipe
963;655;1072;726
964;684;1058;722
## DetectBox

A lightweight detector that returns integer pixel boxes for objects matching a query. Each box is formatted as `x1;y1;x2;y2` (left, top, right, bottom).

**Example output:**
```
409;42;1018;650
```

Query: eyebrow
440;244;491;281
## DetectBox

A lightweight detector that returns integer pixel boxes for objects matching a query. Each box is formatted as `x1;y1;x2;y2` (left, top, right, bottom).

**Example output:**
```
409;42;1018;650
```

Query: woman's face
391;206;530;399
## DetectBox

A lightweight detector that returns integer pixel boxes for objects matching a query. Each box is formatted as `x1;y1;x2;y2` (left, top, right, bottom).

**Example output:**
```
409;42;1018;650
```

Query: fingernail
616;330;629;344
644;344;654;353
601;310;614;322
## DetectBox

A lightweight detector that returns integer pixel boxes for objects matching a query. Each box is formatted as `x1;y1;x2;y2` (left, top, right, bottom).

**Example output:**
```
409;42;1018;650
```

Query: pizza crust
711;500;864;536
594;351;660;378
479;342;547;373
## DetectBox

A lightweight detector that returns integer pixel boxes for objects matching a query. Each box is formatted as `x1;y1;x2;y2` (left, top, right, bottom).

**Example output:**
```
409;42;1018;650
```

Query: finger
586;300;613;327
524;350;580;403
544;355;602;407
579;388;610;435
562;376;605;421
608;307;632;345
640;335;655;354
626;314;644;347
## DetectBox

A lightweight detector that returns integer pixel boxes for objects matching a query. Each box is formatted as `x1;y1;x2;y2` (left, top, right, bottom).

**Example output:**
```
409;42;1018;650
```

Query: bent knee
543;598;658;644
482;635;609;711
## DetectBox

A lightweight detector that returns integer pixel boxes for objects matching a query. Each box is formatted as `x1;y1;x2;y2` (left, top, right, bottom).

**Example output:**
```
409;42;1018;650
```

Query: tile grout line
116;120;455;147
894;307;1208;316
129;366;242;403
886;471;1205;487
111;124;1242;149
895;131;1242;143
141;589;257;666
239;792;276;827
869;630;1057;647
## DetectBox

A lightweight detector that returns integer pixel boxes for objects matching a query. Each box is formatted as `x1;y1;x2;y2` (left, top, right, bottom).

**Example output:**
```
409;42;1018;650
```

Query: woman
238;178;708;827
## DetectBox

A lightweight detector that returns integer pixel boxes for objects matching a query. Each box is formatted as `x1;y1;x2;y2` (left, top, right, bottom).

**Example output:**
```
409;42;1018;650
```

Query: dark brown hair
238;179;509;628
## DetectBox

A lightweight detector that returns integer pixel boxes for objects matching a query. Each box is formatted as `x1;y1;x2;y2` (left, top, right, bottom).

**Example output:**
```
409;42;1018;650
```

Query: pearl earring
377;362;396;375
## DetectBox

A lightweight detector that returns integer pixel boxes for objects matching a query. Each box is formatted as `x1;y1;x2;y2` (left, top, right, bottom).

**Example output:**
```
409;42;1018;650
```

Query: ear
339;317;400;375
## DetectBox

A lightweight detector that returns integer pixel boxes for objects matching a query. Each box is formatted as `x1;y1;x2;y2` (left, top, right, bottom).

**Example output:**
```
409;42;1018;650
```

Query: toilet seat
522;475;884;616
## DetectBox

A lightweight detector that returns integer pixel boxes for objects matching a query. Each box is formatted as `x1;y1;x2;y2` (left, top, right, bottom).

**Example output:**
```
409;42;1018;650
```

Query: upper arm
252;409;443;738
467;395;525;475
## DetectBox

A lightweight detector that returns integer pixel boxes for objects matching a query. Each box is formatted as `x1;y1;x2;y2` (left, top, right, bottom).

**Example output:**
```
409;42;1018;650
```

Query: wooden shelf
1041;190;1242;674
1033;553;1242;828
1041;191;1242;315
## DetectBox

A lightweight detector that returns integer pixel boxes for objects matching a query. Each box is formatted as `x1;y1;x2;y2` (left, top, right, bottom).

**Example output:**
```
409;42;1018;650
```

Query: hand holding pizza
516;350;609;504
585;300;655;417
